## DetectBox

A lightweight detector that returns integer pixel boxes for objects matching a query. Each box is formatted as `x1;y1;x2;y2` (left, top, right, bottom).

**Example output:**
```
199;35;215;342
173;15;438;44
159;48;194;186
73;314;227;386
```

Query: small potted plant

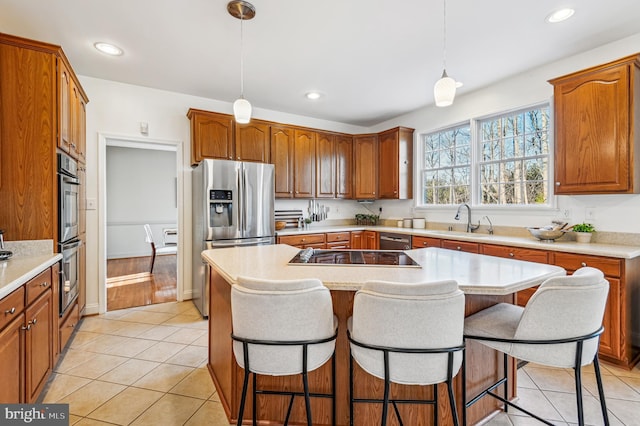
572;223;595;243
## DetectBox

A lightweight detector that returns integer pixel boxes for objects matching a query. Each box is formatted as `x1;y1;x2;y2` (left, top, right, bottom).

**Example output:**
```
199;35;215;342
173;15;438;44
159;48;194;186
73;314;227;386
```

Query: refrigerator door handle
237;166;244;235
242;168;248;234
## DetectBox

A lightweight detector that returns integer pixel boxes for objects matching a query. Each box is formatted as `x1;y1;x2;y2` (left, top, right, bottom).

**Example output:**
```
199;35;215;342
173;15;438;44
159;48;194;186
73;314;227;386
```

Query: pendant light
434;0;456;107
228;1;255;124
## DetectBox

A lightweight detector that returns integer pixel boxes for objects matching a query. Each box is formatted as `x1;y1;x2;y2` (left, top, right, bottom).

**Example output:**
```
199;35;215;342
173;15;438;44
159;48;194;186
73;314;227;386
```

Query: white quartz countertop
202;244;565;295
277;225;640;259
0;254;62;299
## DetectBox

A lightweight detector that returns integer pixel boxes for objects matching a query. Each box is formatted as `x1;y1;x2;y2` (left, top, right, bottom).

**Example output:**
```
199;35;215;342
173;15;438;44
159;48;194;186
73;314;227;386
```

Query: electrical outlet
86;198;97;210
562;208;572;220
585;208;596;221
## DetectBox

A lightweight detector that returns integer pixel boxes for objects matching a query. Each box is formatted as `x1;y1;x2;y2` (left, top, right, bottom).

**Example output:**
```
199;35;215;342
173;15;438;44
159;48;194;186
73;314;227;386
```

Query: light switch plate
86;198;97;210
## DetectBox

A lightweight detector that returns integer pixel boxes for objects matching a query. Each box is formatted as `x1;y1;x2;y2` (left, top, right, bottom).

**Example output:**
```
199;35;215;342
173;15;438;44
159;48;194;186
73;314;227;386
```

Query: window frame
416;101;556;211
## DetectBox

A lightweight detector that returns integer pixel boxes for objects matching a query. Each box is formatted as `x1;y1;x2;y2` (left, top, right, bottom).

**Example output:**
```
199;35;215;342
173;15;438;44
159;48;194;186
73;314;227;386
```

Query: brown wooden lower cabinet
441;239;479;253
412;236;441;249
208;267;513;425
363;231;378;249
0;265;56;403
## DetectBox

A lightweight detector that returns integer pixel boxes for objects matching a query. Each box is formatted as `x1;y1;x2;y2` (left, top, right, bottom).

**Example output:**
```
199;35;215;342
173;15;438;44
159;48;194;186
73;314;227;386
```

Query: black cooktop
288;249;421;267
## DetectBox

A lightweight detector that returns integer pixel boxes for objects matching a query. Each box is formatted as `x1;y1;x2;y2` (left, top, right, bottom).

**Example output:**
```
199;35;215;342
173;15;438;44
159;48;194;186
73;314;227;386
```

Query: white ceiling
1;0;640;127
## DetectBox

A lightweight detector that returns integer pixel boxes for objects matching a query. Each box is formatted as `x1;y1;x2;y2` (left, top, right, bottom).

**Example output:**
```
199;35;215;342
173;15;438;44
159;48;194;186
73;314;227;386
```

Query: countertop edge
0;254;62;300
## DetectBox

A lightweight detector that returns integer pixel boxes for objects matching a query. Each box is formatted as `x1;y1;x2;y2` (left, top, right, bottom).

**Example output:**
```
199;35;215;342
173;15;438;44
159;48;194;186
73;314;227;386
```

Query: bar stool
463;267;610;426
347;280;465;426
231;276;338;426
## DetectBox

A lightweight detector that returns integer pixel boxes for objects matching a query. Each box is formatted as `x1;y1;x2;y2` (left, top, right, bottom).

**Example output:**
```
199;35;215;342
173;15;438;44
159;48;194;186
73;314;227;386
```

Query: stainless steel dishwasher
379;232;412;250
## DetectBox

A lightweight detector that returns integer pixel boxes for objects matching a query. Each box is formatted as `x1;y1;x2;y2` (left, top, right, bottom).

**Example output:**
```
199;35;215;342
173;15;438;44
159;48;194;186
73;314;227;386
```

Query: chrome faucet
483;216;494;235
454;203;480;233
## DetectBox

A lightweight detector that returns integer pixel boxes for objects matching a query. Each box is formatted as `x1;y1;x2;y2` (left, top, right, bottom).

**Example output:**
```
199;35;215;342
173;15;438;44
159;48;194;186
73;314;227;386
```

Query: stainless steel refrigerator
192;159;275;317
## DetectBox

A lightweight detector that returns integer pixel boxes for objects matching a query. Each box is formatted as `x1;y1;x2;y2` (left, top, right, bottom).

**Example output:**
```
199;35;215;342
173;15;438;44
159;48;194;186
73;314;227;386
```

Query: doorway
98;135;184;313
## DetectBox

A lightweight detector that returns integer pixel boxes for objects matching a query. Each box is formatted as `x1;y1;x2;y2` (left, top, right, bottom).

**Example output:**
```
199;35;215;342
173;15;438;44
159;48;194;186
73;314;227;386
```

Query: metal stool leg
302;345;312;425
593;356;610;425
381;350;390;426
237;343;250;426
349;350;354;426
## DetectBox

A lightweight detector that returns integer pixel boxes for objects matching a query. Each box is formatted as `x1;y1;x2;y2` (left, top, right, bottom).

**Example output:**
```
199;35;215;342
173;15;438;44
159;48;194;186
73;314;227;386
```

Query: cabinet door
481;244;549;263
316;132;335;198
188;110;234;165
553;62;633;194
235;120;270;163
363;231;378;249
0;313;25;403
293;129;315;198
354;135;378;199
58;61;71;153
24;289;53;403
598;277;621;359
350;231;363;249
69;80;81;160
271;126;294;198
378;129;399;198
335;135;353;199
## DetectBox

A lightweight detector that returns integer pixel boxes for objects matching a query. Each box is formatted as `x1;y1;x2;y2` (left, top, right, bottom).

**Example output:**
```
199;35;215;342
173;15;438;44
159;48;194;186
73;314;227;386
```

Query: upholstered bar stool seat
463;267;610;426
231;276;338;426
348;280;465;426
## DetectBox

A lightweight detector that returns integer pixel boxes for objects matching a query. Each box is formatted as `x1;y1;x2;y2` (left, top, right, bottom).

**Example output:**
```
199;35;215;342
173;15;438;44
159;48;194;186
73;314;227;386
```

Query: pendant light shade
434;0;457;107
434;69;456;107
233;97;252;124
228;1;255;123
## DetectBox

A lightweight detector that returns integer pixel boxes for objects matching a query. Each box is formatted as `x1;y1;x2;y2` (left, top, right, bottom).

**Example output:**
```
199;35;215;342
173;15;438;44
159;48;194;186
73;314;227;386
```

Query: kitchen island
203;244;565;425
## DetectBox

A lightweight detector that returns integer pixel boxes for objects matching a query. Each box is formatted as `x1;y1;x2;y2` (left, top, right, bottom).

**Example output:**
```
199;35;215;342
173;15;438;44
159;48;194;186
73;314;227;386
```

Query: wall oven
59;238;80;315
58;152;80;316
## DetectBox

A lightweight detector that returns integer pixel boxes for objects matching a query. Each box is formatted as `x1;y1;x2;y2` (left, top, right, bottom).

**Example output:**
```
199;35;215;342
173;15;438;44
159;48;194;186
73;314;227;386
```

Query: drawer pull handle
5;307;16;315
31;318;37;325
581;262;587;267
41;281;49;287
21;324;31;331
509;253;514;257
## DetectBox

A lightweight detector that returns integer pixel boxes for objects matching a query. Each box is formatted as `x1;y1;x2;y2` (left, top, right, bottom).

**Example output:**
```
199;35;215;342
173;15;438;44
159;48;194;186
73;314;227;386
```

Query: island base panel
208;267;516;425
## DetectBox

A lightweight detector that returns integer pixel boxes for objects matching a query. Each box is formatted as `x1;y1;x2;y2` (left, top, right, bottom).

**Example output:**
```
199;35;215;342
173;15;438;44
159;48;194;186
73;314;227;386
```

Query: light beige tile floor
43;301;640;425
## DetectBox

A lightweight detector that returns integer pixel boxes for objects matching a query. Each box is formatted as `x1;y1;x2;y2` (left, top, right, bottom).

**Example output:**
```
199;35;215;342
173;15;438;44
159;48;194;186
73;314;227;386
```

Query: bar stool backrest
231;276;336;376
351;280;464;385
513;267;609;367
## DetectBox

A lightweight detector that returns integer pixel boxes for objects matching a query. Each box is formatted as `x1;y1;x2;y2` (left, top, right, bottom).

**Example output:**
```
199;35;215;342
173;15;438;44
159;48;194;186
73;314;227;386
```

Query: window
421;104;551;207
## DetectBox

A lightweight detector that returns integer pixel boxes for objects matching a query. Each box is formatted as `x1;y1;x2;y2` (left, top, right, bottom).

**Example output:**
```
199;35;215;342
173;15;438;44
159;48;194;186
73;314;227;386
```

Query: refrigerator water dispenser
209;190;233;227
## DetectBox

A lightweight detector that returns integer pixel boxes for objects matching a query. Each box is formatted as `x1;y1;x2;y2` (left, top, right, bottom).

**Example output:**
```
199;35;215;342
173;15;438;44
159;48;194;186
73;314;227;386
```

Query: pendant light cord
239;12;245;98
442;0;447;71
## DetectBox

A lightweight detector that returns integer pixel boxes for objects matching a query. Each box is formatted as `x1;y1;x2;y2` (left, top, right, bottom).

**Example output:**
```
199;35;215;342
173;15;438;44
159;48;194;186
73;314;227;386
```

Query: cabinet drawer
482;244;549;263
0;287;25;331
60;302;80;351
326;232;351;243
25;269;53;306
412;236;441;249
326;241;350;250
552;252;621;277
441;240;480;253
279;233;326;246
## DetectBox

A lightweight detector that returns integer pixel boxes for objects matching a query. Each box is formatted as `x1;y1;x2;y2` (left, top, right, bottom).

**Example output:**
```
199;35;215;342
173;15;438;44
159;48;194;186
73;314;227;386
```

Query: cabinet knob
456;246;462;250
21;324;31;331
373;192;376;195
5;307;16;315
581;262;587;267
296;191;299;194
41;281;49;287
423;242;428;246
555;182;560;186
229;156;233;159
31;318;37;325
237;157;241;160
509;253;514;257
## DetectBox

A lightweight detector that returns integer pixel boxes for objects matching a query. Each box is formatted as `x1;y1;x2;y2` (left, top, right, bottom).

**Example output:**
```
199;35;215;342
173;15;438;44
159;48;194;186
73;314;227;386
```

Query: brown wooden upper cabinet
353;134;378;199
58;61;72;154
550;54;640;194
58;58;88;164
271;125;295;198
293;129;316;198
235;119;271;163
335;135;353;199
316;132;336;198
378;127;414;199
188;109;234;165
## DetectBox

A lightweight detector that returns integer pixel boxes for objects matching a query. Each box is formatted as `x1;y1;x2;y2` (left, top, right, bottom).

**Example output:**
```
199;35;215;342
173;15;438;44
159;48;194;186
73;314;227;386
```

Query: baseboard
182;289;194;301
83;302;100;316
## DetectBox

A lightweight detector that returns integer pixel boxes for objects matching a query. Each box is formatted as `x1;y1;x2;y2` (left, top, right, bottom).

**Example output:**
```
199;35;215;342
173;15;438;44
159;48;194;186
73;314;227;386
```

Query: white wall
370;32;640;232
106;146;177;259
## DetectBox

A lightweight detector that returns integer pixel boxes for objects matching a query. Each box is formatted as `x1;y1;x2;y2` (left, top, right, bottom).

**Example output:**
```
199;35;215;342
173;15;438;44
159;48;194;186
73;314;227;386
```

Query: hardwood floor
106;254;177;311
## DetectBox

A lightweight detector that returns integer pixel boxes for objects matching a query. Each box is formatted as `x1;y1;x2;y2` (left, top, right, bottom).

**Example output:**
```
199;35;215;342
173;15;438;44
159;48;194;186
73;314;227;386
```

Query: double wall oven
58;152;81;316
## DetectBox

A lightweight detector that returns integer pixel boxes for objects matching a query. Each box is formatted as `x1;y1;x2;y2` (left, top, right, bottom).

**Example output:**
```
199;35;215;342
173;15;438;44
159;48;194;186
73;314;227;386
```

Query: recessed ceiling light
94;42;124;56
546;8;575;23
305;91;322;100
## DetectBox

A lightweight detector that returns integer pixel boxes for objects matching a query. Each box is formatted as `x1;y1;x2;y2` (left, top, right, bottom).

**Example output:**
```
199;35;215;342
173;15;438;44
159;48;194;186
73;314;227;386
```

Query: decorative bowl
526;227;566;242
275;221;287;230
